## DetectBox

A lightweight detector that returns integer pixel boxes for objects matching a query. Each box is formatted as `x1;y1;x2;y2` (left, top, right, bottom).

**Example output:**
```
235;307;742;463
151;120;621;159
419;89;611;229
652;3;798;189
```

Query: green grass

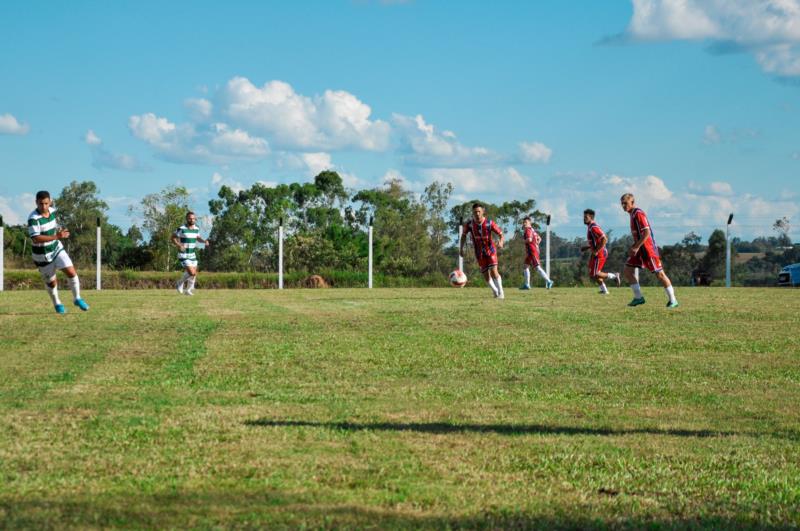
0;287;798;529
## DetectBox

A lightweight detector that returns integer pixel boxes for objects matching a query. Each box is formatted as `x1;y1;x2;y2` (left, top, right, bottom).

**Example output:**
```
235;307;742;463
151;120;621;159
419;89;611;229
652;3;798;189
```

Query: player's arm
631;227;650;253
493;223;504;249
198;235;211;247
171;232;185;251
31;229;69;244
595;234;608;256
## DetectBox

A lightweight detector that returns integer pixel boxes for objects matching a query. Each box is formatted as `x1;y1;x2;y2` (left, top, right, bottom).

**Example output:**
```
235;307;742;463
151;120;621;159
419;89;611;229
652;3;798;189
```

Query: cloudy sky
1;0;799;242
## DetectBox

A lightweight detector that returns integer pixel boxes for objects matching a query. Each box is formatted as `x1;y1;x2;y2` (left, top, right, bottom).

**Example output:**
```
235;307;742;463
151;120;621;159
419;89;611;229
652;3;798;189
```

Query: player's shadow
244;419;737;438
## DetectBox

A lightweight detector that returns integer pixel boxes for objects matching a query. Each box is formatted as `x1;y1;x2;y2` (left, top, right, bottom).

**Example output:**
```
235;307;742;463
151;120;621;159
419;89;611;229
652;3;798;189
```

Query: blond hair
620;193;635;202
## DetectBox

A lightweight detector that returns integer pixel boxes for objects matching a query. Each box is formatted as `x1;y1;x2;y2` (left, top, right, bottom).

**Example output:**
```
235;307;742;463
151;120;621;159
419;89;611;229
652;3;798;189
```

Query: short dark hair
36;190;50;201
186;211;196;217
583;209;595;218
523;216;532;222
471;202;483;210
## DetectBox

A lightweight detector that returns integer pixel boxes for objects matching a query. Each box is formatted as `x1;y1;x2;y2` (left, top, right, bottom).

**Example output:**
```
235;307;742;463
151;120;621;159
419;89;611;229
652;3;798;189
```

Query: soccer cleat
176;282;184;294
519;284;531;290
666;300;679;308
497;292;505;299
545;280;554;290
184;289;194;296
54;304;66;314
599;290;609;295
73;299;89;311
627;297;646;307
615;274;622;287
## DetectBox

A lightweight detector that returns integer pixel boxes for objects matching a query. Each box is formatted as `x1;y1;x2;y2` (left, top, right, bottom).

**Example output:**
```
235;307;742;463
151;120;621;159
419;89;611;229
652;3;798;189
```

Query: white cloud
0;193;35;225
0;113;30;135
624;0;800;77
519;141;552;163
419;167;531;193
709;181;734;195
185;98;213;123
393;113;500;167
218;77;391;151
128;113;269;164
209;171;245;193
703;124;721;144
85;129;150;171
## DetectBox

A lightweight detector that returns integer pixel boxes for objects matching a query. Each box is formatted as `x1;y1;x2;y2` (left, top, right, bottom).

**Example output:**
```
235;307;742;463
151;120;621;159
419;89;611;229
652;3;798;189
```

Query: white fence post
0;216;4;292
368;217;373;289
726;213;734;288
458;219;464;272
545;214;551;277
278;218;284;290
96;217;101;290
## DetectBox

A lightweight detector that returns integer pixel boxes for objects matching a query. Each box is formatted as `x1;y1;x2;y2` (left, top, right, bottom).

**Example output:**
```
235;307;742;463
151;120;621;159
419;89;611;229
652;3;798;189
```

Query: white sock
495;275;504;295
46;284;62;306
178;271;190;288
487;277;499;296
536;266;550;282
523;268;531;286
631;283;643;299
665;285;676;303
68;276;81;301
599;282;608;294
606;272;617;280
187;276;197;291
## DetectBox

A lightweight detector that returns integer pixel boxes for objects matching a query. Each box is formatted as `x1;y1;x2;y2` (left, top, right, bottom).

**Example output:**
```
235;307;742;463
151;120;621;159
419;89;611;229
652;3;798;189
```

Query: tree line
2;174;796;286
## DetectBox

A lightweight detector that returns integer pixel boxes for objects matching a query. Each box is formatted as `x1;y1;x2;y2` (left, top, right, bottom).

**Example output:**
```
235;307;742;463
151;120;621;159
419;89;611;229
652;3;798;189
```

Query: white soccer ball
449;269;467;288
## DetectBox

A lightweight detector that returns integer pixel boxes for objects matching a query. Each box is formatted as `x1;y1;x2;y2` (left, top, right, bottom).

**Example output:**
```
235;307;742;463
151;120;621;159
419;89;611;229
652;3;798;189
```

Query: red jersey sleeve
591;225;605;240
635;211;650;237
491;220;503;236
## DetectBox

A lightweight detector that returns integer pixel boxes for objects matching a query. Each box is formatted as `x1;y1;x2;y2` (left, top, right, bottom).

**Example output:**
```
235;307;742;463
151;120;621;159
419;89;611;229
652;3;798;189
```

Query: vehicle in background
778;263;800;287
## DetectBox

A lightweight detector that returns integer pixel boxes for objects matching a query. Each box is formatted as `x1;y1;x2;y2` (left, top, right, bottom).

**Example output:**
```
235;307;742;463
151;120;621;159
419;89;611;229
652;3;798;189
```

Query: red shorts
626;246;663;272
477;253;498;272
525;248;540;268
588;251;607;277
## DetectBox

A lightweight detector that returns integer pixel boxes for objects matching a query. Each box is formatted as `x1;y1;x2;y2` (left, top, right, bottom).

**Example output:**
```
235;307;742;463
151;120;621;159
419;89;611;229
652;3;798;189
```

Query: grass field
1;287;798;529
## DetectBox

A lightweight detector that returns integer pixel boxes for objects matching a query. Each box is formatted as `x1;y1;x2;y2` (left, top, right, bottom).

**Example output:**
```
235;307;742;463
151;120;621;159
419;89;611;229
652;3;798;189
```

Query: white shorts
37;252;74;282
180;259;198;269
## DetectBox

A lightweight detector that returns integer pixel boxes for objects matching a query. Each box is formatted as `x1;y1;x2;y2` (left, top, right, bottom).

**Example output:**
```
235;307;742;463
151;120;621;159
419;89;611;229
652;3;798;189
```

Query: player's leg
184;264;198;295
624;262;645;306
520;256;531;289
532;253;552;288
177;261;191;294
655;269;678;308
39;263;65;314
59;254;89;311
489;265;504;299
481;266;499;298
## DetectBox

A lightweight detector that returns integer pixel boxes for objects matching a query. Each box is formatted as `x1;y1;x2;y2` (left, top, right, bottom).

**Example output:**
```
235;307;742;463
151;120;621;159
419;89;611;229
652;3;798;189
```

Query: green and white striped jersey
28;208;65;266
175;225;201;261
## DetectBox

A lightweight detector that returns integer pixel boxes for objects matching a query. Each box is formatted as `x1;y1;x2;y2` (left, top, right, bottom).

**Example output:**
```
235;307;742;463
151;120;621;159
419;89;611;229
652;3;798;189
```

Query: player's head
186;211;197;226
620;193;635;213
583;209;595;225
471;203;485;221
35;190;52;212
522;216;532;228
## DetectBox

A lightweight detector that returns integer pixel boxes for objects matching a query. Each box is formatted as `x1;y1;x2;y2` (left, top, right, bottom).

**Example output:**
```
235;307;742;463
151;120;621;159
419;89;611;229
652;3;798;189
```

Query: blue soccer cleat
74;299;90;311
545;280;554;290
666;300;679;308
55;304;66;314
627;297;646;307
519;284;531;290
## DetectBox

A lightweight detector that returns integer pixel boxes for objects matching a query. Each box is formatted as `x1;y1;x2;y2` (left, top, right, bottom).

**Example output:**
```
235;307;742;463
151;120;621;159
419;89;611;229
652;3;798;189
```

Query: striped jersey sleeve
28;209;65;266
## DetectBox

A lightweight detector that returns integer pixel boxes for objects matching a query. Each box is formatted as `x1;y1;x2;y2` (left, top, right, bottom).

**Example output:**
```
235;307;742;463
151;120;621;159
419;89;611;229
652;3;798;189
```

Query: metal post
368;216;373;289
278;218;284;290
96;217;101;290
726;213;734;288
0;215;4;292
458;217;464;272
545;214;551;277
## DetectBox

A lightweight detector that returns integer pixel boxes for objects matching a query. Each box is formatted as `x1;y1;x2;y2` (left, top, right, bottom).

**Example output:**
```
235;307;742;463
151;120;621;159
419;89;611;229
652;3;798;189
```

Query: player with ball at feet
459;202;505;299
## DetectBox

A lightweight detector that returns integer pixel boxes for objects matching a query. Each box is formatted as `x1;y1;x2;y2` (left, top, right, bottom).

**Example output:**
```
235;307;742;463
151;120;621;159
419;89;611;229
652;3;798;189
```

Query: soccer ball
449;269;467;287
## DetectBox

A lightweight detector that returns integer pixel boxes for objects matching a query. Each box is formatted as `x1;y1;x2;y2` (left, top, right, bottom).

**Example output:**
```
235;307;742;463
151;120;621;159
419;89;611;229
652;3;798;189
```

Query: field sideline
1;288;798;528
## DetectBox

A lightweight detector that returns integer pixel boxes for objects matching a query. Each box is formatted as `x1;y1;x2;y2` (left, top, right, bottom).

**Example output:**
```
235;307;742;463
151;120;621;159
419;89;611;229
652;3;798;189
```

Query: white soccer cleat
176;282;184;294
184;288;194;296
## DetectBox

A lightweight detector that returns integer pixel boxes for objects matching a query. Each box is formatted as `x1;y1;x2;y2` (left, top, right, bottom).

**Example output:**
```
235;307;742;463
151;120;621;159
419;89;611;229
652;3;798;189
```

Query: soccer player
580;209;619;294
459;203;506;299
27;191;90;314
519;216;553;290
620;193;678;308
171;211;210;296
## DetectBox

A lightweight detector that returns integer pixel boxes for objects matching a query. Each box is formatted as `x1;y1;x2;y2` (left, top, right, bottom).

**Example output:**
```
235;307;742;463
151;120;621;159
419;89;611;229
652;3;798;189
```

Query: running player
27;191;90;314
171;211;210;296
459;203;505;299
519;216;553;290
620;193;678;308
581;209;619;294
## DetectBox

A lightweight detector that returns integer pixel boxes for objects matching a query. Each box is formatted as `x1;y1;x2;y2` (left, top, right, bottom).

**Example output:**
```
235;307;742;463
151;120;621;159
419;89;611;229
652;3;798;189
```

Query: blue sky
1;0;798;242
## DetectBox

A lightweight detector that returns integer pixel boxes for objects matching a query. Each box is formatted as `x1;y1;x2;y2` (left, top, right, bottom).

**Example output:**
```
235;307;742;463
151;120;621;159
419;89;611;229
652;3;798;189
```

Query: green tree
422;181;454;274
699;229;733;281
133;185;190;271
